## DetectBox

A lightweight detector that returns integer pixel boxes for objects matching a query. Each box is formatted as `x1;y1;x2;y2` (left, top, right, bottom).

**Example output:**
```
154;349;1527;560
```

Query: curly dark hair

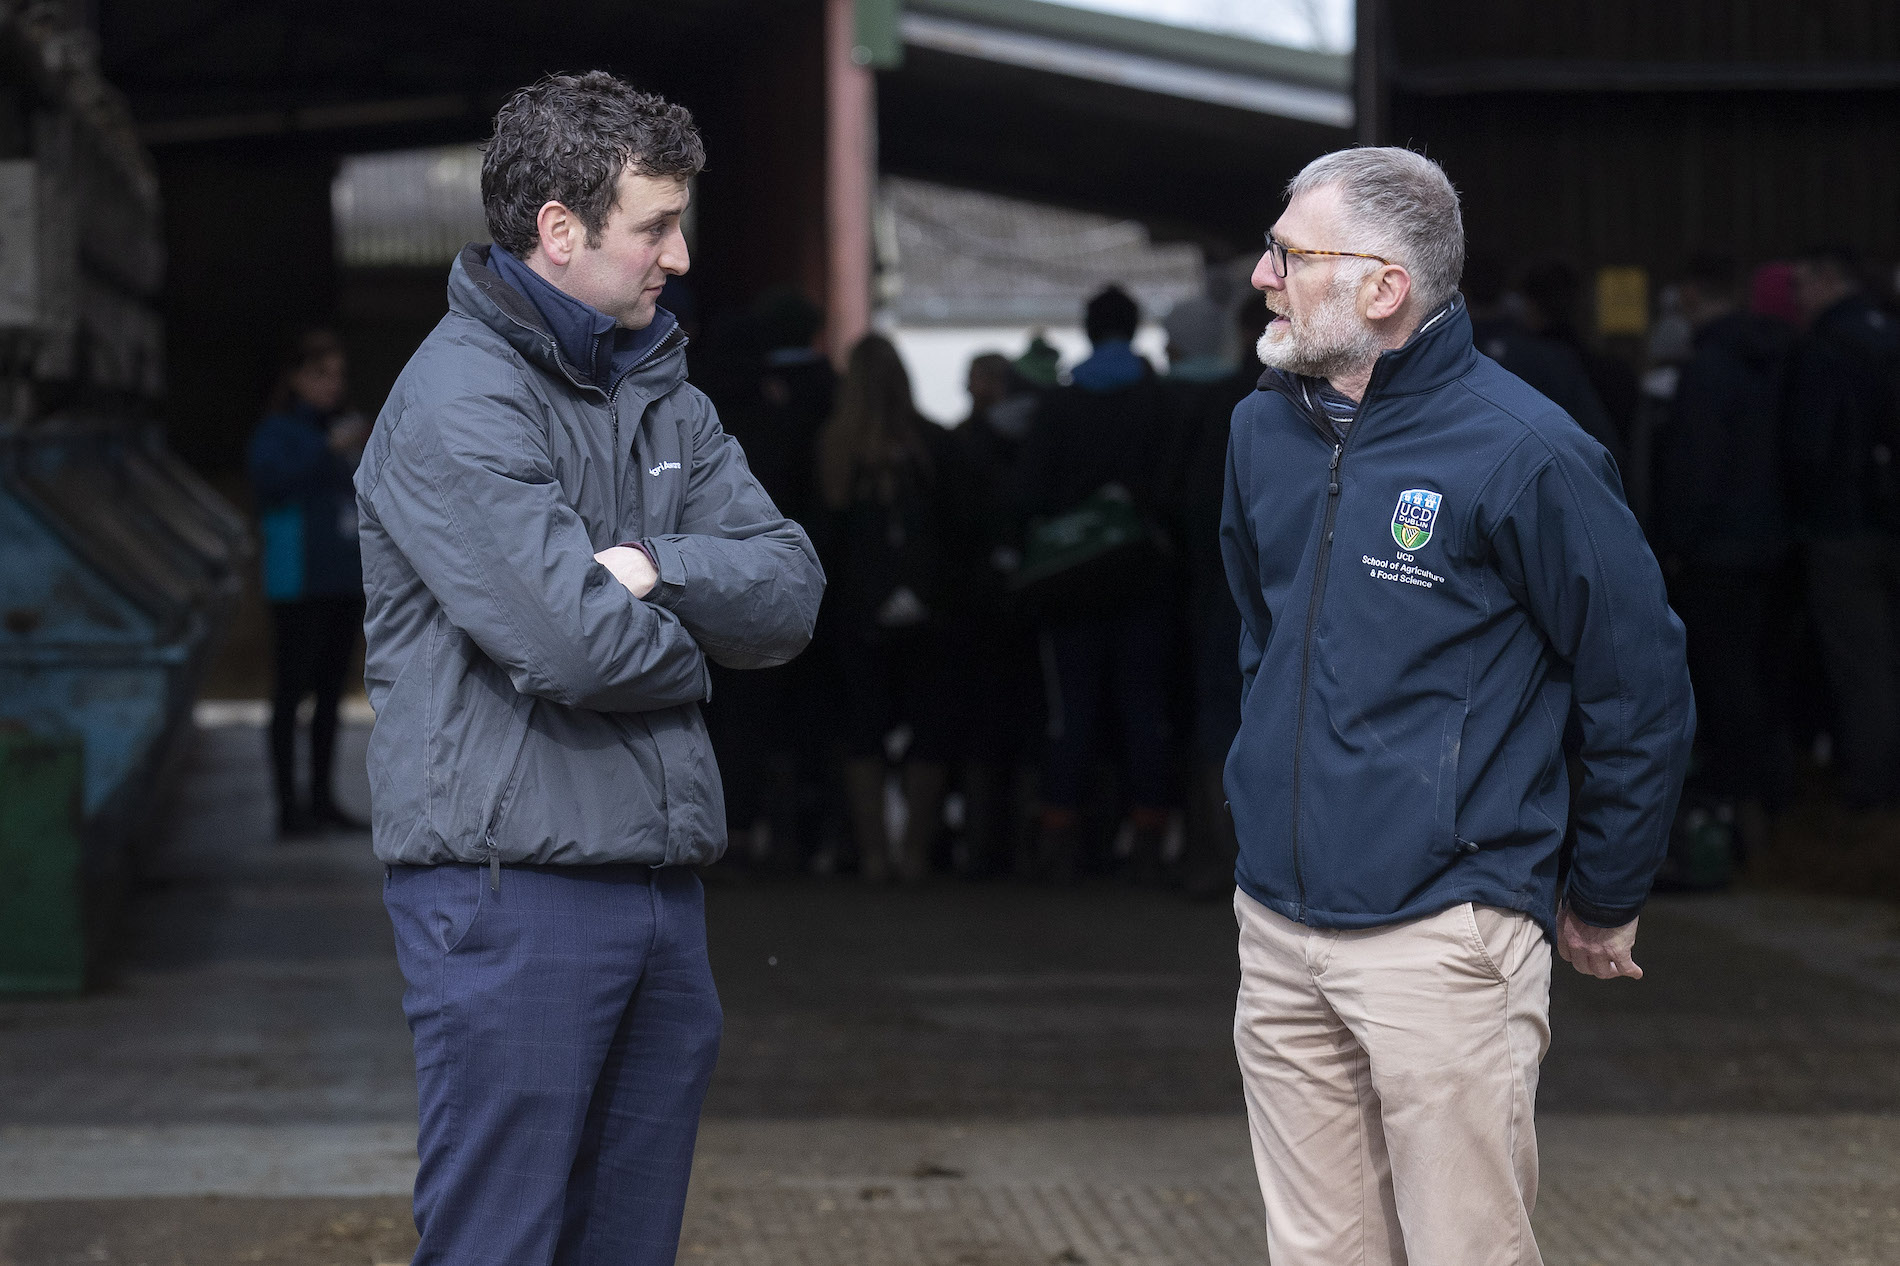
481;71;705;259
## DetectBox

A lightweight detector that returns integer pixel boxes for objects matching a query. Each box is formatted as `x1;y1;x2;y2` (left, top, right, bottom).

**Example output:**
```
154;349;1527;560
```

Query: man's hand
1556;904;1643;980
594;545;658;599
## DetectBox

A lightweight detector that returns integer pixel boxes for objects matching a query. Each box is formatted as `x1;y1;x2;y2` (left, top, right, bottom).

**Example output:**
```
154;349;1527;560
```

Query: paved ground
2;717;1898;1264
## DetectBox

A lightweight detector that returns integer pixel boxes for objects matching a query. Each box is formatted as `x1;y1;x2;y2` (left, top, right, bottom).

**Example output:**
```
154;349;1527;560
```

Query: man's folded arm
638;395;826;669
363;391;709;712
1485;439;1696;927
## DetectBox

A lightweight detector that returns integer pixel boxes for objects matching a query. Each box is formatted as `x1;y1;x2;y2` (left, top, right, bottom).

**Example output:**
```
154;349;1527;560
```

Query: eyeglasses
1263;231;1395;279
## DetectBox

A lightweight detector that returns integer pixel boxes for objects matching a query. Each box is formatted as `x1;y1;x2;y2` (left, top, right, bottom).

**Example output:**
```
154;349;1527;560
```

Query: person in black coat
694;296;837;872
1652;255;1795;825
1016;285;1177;883
1784;246;1900;809
815;334;955;882
941;353;1043;875
1160;293;1267;897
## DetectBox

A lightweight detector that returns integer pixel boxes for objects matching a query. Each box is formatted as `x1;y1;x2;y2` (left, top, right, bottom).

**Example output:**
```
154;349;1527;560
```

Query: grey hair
1286;147;1464;315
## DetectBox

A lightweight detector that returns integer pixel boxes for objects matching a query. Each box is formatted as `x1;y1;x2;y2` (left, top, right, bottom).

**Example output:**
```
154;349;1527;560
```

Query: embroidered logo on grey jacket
649;460;683;476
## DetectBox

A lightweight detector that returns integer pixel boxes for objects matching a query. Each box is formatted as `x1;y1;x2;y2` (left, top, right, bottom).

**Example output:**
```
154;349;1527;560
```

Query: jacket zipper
605;324;688;496
1288;429;1344;917
1267;311;1457;917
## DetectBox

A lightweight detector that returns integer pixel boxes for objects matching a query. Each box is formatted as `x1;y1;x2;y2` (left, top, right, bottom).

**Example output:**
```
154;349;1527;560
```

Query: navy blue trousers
384;862;722;1266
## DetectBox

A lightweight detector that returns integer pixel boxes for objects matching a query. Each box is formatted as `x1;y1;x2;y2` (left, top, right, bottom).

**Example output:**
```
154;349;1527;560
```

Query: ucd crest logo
1391;489;1442;550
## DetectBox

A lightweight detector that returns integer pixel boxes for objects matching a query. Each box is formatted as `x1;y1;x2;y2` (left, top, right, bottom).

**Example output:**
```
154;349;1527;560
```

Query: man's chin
1256;327;1299;369
616;305;656;331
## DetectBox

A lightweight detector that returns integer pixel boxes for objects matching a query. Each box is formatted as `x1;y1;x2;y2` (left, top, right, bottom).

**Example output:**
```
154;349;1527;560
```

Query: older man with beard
1220;147;1694;1265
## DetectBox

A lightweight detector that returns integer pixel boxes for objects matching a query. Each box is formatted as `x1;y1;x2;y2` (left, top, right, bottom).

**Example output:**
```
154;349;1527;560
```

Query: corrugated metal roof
903;0;1353;126
881;176;1204;325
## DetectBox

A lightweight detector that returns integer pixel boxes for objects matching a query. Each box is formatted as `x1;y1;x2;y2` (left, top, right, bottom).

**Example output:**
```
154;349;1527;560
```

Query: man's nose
662;228;691;276
1252;252;1283;293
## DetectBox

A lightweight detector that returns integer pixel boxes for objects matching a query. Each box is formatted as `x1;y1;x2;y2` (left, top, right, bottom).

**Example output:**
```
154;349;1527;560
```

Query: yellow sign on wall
1596;267;1649;337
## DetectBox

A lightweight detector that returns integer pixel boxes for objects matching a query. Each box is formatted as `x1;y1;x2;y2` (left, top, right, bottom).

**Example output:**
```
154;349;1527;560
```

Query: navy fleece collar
485;245;674;390
1261;296;1471;404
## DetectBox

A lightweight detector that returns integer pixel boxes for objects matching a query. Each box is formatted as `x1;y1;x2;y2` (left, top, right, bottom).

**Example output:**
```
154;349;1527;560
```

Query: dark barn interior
3;2;1900;1262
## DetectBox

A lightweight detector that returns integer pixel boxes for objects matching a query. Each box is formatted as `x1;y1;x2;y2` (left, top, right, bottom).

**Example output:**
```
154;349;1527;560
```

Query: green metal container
0;730;86;994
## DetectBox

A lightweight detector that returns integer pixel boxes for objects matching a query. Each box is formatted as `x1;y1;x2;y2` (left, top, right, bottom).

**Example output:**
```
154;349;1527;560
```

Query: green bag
1010;489;1165;614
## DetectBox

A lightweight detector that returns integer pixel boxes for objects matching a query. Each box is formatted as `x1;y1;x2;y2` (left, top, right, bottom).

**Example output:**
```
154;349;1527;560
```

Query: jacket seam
1463;378;1647;887
405;410;575;706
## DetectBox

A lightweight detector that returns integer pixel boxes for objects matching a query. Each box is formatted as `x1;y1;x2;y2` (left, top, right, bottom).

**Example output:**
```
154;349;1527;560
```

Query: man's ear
1365;265;1413;322
536;201;578;268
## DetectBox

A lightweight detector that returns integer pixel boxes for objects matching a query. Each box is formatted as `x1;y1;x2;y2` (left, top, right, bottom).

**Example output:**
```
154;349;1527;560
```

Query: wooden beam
824;0;875;365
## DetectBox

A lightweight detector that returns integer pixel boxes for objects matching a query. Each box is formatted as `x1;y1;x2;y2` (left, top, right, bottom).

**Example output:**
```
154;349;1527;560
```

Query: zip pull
487;844;501;892
1328;443;1343;495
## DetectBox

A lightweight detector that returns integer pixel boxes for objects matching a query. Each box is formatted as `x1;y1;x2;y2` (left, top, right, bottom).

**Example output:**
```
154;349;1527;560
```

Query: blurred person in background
1226;147;1692;1266
698;291;835;873
816;334;954;883
1651;254;1794;843
1014;332;1062;390
1750;261;1803;328
1784;245;1900;810
248;328;368;837
752;288;835;530
1161;294;1259;897
1464;253;1624;466
1018;284;1176;884
1521;259;1640;449
942;352;1043;875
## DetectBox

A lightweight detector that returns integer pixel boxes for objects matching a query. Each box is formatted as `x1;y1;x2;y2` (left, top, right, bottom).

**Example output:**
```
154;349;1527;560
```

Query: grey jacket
355;246;824;869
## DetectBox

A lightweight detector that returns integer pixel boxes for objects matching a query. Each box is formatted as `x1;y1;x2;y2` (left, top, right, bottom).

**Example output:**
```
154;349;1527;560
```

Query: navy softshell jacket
1220;298;1695;938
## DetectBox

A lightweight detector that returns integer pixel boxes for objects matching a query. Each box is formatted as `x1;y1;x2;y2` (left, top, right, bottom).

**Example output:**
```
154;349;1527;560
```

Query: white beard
1255;271;1384;382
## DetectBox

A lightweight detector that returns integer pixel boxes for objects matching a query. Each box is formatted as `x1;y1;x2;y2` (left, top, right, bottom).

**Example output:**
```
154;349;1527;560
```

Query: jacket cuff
1564;886;1646;929
635;536;688;606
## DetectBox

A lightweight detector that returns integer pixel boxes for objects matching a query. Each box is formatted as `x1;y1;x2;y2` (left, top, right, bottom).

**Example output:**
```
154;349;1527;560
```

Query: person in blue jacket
247;329;368;836
1223;148;1693;1266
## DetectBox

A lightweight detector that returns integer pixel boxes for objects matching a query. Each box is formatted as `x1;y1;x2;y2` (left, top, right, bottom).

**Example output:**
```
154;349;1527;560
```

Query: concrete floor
2;719;1898;1264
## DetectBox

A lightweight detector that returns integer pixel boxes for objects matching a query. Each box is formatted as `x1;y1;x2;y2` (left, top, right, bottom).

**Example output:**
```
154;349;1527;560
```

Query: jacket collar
447;244;687;400
1257;295;1475;429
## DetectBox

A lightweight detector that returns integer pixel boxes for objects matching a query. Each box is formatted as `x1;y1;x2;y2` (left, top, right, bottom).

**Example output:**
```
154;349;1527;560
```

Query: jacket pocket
427;631;536;859
1438;702;1472;868
483;705;669;863
481;705;536;854
1308;693;1469;913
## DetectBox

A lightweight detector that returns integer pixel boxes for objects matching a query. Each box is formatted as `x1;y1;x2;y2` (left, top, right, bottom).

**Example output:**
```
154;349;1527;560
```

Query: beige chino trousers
1234;887;1552;1266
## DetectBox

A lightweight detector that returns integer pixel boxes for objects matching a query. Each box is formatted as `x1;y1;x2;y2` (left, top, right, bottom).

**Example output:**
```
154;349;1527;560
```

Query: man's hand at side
594;545;658;599
1556;904;1642;980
